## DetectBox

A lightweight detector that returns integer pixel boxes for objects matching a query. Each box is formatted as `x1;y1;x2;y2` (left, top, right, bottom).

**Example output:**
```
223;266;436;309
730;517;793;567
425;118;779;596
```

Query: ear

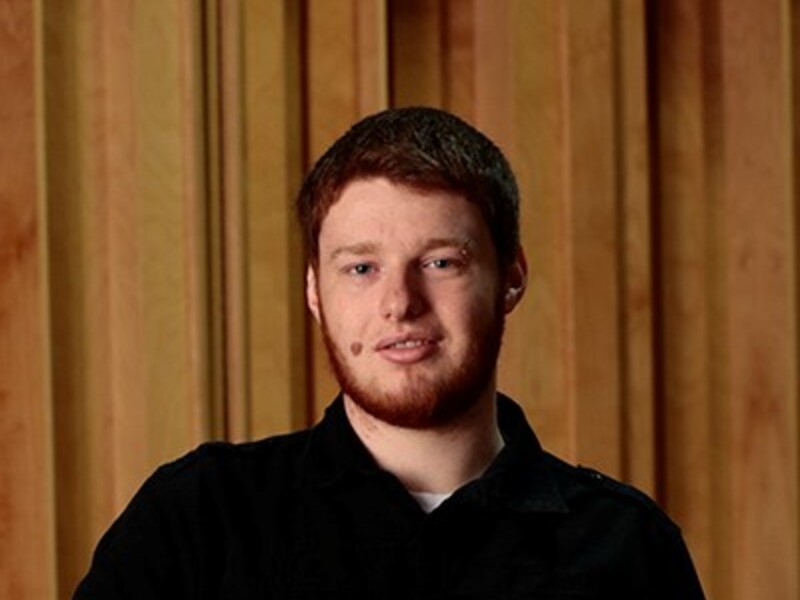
306;266;321;323
503;247;528;314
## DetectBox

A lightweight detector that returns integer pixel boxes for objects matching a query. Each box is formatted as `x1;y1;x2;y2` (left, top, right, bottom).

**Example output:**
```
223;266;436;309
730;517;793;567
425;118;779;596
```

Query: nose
379;268;427;322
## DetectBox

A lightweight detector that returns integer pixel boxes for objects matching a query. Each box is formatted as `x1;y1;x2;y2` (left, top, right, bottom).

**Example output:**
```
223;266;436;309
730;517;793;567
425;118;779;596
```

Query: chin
336;368;499;430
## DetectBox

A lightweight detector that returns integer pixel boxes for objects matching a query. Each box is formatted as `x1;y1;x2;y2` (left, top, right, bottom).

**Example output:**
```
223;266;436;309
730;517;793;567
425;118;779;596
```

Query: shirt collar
299;393;569;514
468;394;570;513
299;395;377;488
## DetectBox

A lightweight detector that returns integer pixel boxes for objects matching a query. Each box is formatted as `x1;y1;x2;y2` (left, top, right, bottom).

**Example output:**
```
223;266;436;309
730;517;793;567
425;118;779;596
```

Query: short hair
297;106;520;268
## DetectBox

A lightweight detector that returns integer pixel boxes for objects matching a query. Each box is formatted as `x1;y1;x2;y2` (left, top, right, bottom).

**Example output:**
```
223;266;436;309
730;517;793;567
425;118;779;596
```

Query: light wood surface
720;1;798;597
0;3;56;598
2;1;799;598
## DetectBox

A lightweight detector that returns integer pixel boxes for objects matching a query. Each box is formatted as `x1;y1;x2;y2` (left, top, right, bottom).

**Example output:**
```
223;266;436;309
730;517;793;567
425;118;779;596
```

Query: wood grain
562;0;623;476
44;1;211;594
615;0;655;495
502;0;574;459
720;0;798;597
4;1;800;597
653;0;718;588
389;0;443;107
0;3;56;599
242;0;308;436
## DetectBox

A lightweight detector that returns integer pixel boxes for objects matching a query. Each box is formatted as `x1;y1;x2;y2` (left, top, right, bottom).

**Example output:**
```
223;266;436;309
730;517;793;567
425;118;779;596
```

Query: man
76;107;705;598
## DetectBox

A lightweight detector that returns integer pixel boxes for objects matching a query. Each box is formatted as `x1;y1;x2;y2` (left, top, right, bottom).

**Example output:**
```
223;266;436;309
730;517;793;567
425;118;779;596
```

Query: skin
306;177;527;493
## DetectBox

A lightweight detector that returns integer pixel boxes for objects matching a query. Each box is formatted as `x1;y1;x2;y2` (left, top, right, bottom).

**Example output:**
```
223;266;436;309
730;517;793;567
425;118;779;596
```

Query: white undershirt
409;490;452;513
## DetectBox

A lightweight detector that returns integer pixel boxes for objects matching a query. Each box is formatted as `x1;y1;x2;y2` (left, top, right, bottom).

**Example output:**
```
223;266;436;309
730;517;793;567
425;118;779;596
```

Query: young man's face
307;177;525;429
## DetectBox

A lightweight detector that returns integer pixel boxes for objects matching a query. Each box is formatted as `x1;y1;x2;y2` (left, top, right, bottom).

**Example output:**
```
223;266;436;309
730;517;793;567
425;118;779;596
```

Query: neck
343;387;504;494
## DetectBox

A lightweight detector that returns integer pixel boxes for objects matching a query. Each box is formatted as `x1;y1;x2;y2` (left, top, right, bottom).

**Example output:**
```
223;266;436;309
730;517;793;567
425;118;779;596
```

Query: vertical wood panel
503;0;573;459
616;0;655;494
721;0;798;597
44;1;117;590
120;0;209;491
702;3;733;595
654;0;799;596
563;0;623;476
216;0;250;441
653;0;717;587
474;0;512;150
203;0;229;443
355;0;388;114
389;0;443;107
392;1;481;120
44;1;211;594
503;0;626;477
179;0;217;444
242;0;308;436
0;2;56;598
442;0;476;118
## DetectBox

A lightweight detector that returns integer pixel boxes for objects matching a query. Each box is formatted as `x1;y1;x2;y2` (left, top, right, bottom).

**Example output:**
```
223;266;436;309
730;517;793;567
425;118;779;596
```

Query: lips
375;332;442;364
381;338;433;350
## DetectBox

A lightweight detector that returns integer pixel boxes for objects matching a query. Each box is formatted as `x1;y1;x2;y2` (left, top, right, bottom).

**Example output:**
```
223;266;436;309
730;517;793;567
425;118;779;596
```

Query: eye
422;256;465;273
346;263;376;276
428;258;453;269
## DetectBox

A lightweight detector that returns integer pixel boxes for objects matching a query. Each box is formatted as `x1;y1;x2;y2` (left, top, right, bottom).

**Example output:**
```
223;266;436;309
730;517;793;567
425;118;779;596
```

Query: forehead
318;178;491;253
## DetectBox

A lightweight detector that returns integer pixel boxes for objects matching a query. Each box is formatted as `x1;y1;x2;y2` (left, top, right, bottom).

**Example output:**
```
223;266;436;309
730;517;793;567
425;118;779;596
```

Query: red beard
318;297;505;430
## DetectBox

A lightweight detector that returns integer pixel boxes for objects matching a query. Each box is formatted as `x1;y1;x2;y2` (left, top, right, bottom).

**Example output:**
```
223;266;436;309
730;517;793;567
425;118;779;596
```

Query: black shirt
75;395;705;599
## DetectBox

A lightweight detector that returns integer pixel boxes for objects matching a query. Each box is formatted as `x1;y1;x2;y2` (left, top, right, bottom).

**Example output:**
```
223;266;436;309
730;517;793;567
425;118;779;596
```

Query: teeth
390;339;426;349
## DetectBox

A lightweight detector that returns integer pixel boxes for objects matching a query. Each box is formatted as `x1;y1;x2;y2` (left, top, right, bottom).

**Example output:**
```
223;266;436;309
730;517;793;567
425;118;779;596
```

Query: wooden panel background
1;0;798;598
0;2;56;598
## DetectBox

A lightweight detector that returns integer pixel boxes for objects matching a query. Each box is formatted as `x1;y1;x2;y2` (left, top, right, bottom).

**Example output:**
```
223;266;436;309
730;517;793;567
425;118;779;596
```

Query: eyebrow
420;237;474;254
328;237;474;262
328;242;380;262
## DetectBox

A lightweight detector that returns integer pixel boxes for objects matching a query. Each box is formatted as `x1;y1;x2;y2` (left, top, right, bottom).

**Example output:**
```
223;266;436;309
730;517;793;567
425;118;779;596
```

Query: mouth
380;338;435;350
375;333;442;364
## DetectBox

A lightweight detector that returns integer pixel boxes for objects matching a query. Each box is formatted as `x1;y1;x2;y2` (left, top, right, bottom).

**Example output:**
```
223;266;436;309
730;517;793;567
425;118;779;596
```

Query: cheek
439;283;500;322
321;293;372;347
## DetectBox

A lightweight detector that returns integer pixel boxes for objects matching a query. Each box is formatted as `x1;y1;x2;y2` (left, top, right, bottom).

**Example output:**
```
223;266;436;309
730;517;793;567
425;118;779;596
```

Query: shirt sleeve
650;516;707;599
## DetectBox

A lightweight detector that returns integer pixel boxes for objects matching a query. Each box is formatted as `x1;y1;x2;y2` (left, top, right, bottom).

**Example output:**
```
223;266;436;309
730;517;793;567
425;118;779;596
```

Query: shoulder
93;430;313;560
143;429;313;500
99;430;314;526
539;454;705;596
541;452;682;538
75;431;315;597
157;429;312;476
